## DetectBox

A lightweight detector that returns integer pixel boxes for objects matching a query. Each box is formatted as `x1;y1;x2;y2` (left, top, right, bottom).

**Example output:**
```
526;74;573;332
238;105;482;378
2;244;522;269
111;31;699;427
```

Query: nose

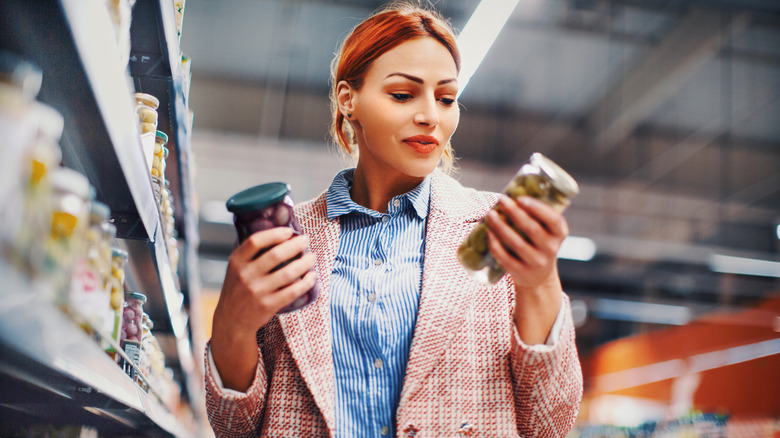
413;96;439;127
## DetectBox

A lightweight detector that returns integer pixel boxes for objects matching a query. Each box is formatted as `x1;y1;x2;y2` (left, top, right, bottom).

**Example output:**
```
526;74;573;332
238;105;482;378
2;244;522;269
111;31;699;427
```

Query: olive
509;184;527;200
273;203;291;226
458;244;486;271
469;222;489;254
523;174;545;197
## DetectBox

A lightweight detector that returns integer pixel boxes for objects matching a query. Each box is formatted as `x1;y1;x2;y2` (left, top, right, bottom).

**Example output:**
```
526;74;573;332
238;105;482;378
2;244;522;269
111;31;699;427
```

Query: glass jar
151;130;167;176
0;54;40;263
16;101;63;277
69;200;111;328
226;182;319;313
134;92;159;135
46;167;92;302
122;291;146;343
458;153;579;284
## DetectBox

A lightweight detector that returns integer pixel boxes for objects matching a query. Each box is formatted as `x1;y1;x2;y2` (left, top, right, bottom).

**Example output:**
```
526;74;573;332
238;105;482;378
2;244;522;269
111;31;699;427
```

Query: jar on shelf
151;131;168;205
121;292;146;381
457;153;580;284
46;167;92;303
109;248;128;356
68;200;111;331
135;93;159;172
134;92;159;135
226;182;319;313
15;101;64;278
0;52;41;265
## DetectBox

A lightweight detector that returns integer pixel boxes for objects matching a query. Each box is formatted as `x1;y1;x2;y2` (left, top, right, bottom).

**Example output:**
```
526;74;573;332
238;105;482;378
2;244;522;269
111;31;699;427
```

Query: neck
350;164;425;213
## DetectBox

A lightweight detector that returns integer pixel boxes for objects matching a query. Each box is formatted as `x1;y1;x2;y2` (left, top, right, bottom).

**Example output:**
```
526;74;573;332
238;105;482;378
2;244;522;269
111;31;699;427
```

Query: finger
253;234;311;275
486;209;534;260
496;196;547;247
260;251;316;292
486;228;526;273
233;227;295;261
514;196;569;237
263;270;318;312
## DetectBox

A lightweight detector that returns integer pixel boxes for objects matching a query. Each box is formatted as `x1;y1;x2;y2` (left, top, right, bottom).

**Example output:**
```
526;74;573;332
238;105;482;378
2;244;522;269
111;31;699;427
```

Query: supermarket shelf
0;265;194;437
130;0;199;253
0;0;157;241
0;0;205;432
0;0;187;338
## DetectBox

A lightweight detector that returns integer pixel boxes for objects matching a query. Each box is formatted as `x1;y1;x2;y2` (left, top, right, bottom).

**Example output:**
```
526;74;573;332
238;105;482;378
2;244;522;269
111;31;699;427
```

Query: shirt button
393;199;400;207
368;292;377;302
374;259;382;266
374;358;383;369
380;426;389;436
382;215;389;223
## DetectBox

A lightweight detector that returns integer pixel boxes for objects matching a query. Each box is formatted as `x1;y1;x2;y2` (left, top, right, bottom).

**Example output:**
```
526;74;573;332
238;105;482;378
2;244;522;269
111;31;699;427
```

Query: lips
403;135;439;154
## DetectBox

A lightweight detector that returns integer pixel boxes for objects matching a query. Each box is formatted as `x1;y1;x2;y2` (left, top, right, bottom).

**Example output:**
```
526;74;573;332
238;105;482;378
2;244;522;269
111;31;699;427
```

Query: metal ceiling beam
588;7;750;153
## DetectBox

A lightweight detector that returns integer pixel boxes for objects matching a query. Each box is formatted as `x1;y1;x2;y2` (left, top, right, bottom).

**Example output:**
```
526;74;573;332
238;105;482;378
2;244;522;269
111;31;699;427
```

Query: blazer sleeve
508;292;584;437
204;338;268;437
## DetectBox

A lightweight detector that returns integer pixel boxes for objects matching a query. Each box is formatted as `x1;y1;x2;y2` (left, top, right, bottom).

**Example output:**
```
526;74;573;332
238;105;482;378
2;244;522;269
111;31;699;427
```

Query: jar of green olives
457;153;579;284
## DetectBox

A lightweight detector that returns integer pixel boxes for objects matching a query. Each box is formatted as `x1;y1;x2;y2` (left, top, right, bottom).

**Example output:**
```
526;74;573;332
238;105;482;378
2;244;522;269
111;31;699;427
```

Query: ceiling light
558;236;597;261
776;223;780;240
708;254;780;278
456;0;520;96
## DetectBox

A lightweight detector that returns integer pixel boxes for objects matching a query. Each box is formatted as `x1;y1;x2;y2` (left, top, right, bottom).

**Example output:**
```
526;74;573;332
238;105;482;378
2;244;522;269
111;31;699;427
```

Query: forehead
366;37;458;81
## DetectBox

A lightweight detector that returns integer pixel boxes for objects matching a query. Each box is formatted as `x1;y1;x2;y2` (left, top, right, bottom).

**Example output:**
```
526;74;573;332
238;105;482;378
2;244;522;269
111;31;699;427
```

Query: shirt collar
326;168;430;220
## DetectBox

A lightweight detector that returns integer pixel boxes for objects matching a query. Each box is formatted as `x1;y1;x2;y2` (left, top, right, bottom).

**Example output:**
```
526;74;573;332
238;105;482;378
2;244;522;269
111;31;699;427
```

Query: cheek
444;109;460;139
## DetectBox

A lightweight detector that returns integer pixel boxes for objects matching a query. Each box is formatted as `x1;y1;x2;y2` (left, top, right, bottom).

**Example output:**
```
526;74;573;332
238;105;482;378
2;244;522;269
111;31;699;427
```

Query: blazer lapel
278;197;340;432
398;171;496;408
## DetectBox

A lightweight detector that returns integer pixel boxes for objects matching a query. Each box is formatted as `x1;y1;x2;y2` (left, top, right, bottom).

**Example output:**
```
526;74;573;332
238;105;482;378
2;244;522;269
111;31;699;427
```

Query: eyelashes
389;93;457;107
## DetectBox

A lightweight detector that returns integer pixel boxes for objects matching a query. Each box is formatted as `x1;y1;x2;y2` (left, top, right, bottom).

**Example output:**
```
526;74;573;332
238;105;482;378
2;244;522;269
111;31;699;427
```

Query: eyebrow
386;72;457;86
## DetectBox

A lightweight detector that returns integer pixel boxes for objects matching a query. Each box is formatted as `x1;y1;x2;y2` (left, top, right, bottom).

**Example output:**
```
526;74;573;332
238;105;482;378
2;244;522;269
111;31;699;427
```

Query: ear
336;80;356;120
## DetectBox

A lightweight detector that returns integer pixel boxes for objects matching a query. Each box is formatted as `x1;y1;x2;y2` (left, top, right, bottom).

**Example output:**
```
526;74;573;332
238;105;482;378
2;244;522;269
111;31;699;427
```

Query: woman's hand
485;196;568;344
210;227;317;391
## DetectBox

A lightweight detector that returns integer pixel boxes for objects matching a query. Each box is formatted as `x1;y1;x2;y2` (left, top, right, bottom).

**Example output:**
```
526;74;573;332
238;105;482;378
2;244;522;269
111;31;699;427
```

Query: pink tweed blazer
205;170;583;437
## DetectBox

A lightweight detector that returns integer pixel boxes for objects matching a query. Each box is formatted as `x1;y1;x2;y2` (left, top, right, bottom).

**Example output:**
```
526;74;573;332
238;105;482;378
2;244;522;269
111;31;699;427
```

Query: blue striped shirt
327;168;429;438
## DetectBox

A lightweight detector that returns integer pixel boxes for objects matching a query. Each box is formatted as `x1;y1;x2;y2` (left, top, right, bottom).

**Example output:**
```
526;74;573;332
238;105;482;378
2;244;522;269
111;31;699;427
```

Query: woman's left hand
485;195;569;343
485;195;568;290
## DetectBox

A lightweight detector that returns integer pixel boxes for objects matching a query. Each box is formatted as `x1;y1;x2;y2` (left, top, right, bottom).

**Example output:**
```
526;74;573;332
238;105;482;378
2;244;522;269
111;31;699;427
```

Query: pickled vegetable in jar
150;130;167;176
457;153;579;284
134;92;159;135
68;200;111;329
226;182;319;313
16;101;63;277
122;292;146;343
46;167;92;302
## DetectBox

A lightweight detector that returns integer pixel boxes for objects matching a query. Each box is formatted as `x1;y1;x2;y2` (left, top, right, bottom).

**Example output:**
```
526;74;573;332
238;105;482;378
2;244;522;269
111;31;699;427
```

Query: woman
206;3;583;437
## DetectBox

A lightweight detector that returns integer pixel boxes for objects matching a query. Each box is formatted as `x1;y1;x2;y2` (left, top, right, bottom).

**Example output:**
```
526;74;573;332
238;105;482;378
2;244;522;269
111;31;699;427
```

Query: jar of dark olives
457;153;579;284
225;182;319;313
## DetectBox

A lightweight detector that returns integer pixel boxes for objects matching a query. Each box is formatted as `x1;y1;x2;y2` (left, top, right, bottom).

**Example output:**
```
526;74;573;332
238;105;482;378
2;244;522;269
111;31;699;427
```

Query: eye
390;93;413;102
438;97;456;107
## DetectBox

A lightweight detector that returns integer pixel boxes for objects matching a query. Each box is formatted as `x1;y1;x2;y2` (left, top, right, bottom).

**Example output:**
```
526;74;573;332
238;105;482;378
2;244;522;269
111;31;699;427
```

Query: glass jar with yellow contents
46;167;91;302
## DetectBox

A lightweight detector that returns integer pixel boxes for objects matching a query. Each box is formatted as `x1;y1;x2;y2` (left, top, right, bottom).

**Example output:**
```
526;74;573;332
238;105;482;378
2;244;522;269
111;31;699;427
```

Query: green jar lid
155;130;168;144
127;292;147;304
226;182;290;214
112;248;128;261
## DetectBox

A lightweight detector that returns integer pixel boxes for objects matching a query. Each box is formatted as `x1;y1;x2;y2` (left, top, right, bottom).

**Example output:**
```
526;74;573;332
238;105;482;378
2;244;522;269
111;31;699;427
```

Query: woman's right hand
210;227;317;392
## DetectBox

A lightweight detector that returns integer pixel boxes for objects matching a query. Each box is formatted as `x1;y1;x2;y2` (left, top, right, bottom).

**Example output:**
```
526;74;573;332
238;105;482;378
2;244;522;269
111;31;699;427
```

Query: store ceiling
179;0;780;351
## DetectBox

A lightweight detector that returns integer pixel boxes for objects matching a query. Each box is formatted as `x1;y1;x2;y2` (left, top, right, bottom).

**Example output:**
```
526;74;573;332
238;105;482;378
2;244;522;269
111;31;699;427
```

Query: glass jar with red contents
226;182;318;313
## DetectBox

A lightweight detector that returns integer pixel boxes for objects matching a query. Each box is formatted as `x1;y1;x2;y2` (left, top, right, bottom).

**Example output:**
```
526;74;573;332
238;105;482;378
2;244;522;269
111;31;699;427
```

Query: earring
347;114;352;118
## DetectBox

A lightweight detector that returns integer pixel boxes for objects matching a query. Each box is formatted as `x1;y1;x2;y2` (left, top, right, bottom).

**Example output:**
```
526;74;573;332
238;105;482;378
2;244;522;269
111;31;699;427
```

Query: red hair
329;3;460;169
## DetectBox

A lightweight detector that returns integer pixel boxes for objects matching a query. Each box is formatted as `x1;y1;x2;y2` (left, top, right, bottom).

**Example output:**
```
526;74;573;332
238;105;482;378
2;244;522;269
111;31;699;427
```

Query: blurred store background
181;0;780;434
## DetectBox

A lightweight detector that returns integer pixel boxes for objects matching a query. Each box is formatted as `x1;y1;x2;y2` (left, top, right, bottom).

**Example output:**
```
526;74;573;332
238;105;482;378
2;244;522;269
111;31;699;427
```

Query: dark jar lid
226;182;291;214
